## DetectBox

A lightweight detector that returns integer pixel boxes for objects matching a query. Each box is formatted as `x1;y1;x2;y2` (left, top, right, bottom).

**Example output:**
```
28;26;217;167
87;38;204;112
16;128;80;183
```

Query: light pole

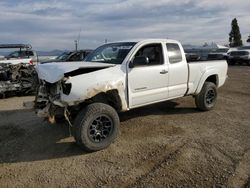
75;40;78;51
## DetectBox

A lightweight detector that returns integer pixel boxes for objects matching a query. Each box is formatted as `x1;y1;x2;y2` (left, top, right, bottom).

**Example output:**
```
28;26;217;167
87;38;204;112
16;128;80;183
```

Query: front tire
73;103;120;152
195;82;217;111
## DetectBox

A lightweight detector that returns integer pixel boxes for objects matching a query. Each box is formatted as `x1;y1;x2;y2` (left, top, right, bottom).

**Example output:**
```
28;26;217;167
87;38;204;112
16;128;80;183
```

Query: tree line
229;18;249;47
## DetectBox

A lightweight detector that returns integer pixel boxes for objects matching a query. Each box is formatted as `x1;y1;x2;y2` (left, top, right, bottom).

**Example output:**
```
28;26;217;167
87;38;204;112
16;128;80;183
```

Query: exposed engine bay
34;80;80;125
0;63;38;97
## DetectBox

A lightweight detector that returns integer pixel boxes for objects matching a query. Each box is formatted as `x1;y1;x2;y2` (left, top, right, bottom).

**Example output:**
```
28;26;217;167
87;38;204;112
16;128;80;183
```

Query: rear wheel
195;82;217;111
73;103;120;152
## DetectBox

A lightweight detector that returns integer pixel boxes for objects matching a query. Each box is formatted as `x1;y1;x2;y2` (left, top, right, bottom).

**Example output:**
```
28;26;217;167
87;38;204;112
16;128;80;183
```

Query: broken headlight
62;81;72;95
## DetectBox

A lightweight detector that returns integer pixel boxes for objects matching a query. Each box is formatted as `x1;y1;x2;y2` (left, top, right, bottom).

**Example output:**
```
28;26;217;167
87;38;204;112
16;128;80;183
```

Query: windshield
85;42;136;64
56;52;71;61
7;51;20;58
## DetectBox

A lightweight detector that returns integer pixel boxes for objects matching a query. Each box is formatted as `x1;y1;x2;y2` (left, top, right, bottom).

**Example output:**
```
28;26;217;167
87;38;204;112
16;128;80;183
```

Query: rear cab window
166;43;182;63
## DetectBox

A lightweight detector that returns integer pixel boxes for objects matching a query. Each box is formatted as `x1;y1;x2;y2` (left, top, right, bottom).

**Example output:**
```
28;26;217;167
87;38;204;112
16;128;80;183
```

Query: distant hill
36;50;66;56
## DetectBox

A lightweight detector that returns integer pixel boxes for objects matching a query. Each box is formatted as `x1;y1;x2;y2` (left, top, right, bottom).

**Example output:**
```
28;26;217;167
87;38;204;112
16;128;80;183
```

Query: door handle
160;70;168;74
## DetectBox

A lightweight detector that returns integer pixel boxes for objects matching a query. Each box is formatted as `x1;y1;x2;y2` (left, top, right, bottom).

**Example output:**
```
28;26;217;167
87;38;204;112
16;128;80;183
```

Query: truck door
166;43;188;98
128;43;169;108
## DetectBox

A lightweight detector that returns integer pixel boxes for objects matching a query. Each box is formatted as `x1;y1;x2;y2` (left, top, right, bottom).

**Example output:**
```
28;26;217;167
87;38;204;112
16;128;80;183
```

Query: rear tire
195;82;217;111
73;103;120;152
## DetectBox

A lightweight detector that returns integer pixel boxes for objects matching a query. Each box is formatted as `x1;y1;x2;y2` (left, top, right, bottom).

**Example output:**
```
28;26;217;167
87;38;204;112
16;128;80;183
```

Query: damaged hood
36;61;115;83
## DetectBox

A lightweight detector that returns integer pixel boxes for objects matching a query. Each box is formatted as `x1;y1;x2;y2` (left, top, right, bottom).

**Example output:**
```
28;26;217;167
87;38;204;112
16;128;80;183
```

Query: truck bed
187;60;228;95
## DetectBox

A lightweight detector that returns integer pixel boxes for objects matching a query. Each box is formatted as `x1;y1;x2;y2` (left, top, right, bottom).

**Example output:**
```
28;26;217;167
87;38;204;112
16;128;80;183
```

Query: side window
69;52;81;61
19;51;26;58
134;44;163;65
166;43;182;63
26;51;34;56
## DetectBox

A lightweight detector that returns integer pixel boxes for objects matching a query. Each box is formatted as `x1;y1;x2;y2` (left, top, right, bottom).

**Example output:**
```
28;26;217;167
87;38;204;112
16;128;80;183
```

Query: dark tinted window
166;43;182;63
56;52;72;61
25;51;34;56
230;51;249;56
69;52;82;61
135;44;163;65
19;51;27;57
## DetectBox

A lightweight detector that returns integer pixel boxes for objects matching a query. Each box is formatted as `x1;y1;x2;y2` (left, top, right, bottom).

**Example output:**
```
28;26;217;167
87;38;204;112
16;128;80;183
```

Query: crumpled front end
32;62;127;124
0;63;37;96
35;80;69;124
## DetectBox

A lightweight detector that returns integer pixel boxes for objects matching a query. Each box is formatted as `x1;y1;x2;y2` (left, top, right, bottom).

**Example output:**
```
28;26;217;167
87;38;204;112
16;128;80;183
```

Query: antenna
75;28;82;51
75;40;78;51
77;28;82;46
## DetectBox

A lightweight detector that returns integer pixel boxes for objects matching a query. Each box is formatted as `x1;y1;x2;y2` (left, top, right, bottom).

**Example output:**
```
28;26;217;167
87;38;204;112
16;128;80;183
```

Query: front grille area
35;81;60;109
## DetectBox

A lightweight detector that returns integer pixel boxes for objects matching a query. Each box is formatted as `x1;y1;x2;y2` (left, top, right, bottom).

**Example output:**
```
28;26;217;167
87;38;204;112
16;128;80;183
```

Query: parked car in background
185;53;200;62
0;44;37;97
227;48;250;65
0;63;37;97
0;44;37;64
5;49;38;63
0;44;57;64
41;50;93;64
207;48;229;60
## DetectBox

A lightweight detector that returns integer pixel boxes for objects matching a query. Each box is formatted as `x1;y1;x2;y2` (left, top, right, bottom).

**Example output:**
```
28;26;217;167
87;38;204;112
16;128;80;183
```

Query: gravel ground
0;66;249;188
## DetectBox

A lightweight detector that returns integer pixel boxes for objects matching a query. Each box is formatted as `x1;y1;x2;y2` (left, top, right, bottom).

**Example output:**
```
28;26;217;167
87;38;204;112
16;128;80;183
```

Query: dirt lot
0;66;249;188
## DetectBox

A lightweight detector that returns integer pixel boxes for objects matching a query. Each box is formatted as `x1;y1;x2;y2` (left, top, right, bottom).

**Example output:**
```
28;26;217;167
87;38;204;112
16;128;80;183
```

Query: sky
0;0;249;51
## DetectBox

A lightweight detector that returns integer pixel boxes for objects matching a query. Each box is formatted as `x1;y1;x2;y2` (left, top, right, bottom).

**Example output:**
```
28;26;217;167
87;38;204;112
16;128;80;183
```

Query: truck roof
0;44;32;49
114;38;180;44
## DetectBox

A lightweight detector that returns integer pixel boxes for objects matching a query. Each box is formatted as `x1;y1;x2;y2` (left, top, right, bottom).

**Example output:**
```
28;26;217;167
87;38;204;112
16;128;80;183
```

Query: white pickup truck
33;39;228;151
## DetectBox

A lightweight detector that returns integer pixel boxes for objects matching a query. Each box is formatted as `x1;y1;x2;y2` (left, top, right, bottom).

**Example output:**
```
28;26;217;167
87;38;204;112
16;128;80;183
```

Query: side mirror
129;56;149;68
